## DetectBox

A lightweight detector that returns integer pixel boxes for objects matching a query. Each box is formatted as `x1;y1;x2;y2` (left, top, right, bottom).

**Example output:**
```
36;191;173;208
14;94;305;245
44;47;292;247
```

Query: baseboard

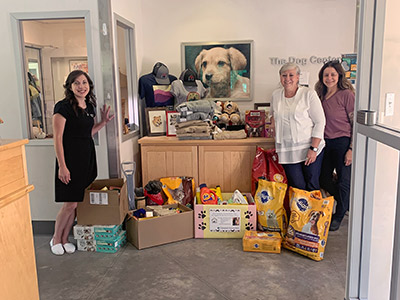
32;221;55;234
32;221;77;235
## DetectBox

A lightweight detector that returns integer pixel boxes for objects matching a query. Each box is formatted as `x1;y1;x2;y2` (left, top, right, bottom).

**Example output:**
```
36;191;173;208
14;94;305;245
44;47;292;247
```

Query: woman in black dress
50;70;114;255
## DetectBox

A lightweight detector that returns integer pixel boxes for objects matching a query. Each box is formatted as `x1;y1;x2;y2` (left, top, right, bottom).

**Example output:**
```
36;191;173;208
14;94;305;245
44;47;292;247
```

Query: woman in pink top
315;61;355;231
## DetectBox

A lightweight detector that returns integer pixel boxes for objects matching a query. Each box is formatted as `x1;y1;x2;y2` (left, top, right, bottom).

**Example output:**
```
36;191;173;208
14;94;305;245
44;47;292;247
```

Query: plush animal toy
212;101;224;123
220;100;241;125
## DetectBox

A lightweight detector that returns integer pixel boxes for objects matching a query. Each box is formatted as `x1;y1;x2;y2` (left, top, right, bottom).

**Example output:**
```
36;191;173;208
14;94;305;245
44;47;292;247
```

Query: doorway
347;0;400;299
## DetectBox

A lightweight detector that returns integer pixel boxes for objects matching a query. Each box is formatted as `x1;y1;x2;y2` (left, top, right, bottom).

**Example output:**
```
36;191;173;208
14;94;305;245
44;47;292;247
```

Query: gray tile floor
34;216;348;300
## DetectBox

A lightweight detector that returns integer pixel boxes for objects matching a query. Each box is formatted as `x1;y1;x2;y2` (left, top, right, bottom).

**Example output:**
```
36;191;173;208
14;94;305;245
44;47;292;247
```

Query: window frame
113;13;140;142
10;10;94;143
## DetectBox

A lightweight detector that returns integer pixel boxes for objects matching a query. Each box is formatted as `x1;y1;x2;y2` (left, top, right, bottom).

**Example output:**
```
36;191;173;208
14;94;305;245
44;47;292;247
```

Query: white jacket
271;86;325;144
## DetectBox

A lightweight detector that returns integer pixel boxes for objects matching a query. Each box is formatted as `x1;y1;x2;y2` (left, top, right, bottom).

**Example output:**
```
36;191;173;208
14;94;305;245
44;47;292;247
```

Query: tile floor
34;216;348;300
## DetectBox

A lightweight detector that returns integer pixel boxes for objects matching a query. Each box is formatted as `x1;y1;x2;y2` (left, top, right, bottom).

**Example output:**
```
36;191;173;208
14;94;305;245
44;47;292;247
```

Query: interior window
115;18;139;137
21;18;87;139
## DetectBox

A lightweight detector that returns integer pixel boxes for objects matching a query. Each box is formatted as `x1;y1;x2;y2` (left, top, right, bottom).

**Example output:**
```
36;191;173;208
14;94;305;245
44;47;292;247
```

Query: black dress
54;99;97;202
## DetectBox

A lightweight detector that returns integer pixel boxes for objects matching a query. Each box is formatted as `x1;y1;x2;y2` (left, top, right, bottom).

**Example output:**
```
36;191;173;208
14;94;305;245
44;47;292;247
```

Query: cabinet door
199;146;256;192
141;145;198;184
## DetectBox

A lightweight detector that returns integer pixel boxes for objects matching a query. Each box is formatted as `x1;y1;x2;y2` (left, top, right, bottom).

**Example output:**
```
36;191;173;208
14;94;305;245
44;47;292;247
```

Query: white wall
0;0;357;220
139;0;357;111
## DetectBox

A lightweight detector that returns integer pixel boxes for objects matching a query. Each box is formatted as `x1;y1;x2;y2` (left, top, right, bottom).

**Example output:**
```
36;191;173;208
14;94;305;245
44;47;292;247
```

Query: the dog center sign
269;56;341;66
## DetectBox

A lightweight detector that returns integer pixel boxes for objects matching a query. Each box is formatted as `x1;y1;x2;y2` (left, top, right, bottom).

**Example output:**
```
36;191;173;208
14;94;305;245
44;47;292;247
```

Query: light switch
385;93;395;116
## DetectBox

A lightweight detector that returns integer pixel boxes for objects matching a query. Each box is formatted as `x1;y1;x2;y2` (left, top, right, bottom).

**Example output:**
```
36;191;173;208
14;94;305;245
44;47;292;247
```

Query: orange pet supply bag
283;187;334;261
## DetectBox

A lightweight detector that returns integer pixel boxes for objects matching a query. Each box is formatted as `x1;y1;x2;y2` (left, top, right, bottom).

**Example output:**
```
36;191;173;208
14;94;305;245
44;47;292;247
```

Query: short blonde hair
279;62;300;75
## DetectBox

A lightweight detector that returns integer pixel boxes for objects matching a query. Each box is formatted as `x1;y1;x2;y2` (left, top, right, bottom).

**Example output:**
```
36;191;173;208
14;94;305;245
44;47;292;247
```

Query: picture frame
145;107;167;136
181;40;253;101
69;59;89;73
166;111;180;136
254;102;271;124
254;102;270;112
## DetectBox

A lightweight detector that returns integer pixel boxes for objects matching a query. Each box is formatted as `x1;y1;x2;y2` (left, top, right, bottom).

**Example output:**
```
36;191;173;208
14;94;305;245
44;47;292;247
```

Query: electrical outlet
385;93;395;116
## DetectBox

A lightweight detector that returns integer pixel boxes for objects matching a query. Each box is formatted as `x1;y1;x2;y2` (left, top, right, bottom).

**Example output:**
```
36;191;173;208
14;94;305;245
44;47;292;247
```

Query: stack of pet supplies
73;224;126;253
244;178;335;260
175;100;215;140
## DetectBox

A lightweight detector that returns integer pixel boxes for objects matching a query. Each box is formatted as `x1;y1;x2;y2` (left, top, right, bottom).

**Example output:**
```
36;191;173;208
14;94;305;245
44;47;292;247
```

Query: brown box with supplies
126;203;194;250
77;178;128;225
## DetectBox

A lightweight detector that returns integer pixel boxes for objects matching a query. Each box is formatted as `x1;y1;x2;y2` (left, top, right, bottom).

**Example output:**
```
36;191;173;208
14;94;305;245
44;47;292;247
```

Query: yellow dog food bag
254;179;287;237
283;187;334;261
160;177;195;206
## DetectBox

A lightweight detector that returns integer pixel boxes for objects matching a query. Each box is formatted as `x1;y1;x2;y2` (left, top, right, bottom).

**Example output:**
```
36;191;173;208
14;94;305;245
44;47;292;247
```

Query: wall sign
269;56;341;66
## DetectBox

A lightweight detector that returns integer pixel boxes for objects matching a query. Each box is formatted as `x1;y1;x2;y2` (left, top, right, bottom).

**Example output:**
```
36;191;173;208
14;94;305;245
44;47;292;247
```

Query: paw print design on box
198;222;207;230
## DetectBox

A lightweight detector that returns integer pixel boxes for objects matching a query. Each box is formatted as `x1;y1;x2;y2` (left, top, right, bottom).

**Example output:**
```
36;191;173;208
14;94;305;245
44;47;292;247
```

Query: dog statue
195;47;250;98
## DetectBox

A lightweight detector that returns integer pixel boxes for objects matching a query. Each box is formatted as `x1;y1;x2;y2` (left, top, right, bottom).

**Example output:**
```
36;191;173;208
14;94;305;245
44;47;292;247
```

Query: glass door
347;0;400;299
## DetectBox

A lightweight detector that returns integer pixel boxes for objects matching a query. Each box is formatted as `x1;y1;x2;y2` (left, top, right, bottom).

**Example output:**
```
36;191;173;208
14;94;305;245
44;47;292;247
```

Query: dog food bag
242;230;282;254
283;187;334;261
255;179;287;237
160;177;195;207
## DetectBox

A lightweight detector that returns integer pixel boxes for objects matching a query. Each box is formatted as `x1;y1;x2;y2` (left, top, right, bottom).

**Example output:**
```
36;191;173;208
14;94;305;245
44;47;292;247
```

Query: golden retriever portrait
194;47;250;99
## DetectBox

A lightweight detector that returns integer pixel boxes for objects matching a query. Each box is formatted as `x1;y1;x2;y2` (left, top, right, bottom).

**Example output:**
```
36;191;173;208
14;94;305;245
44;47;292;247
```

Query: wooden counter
0;139;39;300
139;136;274;192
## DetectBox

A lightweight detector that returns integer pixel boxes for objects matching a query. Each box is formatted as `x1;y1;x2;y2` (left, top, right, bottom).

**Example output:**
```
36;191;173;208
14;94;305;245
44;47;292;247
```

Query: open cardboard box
77;178;128;225
194;192;257;238
126;203;194;250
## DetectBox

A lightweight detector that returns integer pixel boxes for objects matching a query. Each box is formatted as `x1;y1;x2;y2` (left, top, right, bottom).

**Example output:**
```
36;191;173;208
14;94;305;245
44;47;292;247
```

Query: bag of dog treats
160;176;195;207
251;147;290;213
254;179;287;237
283;187;334;261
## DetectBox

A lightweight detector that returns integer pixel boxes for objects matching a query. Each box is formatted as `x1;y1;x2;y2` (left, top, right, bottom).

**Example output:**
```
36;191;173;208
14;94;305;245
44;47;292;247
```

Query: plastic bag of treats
283;187;334;261
254;179;287;237
160;176;195;207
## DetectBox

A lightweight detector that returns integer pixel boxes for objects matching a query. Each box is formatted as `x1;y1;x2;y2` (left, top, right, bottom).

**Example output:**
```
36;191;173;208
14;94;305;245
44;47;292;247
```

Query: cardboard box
242;231;282;253
77;230;127;253
194;192;257;238
126;203;194;250
77;178;128;225
73;224;122;240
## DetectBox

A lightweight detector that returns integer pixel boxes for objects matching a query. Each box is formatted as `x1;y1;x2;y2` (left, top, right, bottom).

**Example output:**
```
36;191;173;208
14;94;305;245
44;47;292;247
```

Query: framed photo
69;59;89;73
254;102;271;124
166;111;180;136
254;102;270;112
181;40;253;101
145;107;167;136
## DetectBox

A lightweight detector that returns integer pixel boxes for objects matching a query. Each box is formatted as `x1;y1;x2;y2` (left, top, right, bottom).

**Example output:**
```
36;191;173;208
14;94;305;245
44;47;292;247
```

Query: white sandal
50;238;64;255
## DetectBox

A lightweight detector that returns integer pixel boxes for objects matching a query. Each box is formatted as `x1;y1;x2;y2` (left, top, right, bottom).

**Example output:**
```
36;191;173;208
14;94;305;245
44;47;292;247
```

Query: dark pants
282;149;324;192
320;137;351;222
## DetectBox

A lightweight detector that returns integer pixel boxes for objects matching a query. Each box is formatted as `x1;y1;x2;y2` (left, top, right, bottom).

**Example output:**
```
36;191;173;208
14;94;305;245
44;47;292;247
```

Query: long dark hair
315;60;355;99
63;70;96;115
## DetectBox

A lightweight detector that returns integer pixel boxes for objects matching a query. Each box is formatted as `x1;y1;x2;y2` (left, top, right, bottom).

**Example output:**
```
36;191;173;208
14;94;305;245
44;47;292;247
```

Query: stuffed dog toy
195;47;250;98
220;101;241;125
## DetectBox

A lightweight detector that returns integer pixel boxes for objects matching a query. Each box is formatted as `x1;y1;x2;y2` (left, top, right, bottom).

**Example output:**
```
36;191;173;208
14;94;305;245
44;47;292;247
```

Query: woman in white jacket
270;63;326;191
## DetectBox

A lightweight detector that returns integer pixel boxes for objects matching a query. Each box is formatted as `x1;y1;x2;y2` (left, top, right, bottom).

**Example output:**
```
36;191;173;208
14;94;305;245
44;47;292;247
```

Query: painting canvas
69;60;89;73
182;40;253;101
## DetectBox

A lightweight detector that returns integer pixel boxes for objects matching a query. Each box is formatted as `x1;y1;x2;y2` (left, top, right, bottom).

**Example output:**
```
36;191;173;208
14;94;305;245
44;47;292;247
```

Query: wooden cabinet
141;144;198;184
0;139;39;300
139;136;274;192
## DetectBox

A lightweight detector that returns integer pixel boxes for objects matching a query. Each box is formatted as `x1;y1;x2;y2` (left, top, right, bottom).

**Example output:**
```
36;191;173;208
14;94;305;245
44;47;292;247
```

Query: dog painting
302;210;324;235
183;41;252;100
